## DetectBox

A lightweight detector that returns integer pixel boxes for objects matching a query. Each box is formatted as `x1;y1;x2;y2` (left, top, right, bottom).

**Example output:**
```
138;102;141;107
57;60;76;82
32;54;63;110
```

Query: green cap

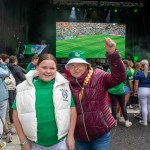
68;51;86;61
65;51;90;69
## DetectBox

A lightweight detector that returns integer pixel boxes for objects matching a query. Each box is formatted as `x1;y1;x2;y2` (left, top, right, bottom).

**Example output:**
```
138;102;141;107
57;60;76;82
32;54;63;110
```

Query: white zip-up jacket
16;70;71;142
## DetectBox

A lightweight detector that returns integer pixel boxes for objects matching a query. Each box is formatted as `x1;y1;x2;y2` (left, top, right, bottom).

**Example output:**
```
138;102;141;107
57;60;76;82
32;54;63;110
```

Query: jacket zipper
76;79;90;141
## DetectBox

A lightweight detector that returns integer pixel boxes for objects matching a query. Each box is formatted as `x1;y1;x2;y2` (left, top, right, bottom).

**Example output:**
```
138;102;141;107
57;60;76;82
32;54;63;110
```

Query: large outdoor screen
56;22;126;58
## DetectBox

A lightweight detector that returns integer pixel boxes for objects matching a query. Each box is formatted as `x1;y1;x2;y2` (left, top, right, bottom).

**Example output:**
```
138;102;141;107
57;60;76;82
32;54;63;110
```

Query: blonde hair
129;60;134;68
140;60;149;78
79;67;93;100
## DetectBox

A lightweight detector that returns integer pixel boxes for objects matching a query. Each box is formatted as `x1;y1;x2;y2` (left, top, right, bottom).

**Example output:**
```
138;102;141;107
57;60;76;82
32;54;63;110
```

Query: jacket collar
26;70;68;86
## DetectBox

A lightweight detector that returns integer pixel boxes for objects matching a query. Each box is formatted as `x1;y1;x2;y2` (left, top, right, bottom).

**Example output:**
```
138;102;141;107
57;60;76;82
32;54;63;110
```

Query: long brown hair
37;54;57;68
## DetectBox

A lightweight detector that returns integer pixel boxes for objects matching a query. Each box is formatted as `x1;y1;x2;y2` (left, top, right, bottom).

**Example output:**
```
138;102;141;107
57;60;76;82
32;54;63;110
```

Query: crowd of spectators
56;22;125;40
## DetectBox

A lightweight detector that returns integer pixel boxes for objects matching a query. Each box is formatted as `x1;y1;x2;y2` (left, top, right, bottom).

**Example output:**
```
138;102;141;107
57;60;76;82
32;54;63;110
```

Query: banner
24;44;47;55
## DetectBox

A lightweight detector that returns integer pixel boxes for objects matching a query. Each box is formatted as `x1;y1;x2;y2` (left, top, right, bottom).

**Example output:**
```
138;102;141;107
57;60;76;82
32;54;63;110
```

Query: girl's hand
66;134;75;150
22;142;31;150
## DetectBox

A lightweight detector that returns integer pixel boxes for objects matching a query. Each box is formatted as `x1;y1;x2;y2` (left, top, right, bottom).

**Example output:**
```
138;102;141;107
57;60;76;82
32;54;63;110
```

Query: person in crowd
94;59;104;70
9;55;26;85
4;72;16;127
1;53;16;143
119;60;133;123
134;59;150;126
26;55;39;73
127;60;135;109
128;60;135;109
0;55;10;149
0;53;10;64
133;62;142;119
134;62;141;76
107;68;132;127
129;60;135;76
12;54;77;150
65;38;126;150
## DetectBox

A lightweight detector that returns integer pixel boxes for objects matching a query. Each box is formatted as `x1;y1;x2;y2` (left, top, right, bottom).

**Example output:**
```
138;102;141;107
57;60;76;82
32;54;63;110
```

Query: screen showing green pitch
56;22;126;58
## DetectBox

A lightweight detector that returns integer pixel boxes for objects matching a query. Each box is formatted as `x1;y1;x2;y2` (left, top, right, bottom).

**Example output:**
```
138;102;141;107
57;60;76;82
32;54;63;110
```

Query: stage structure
52;0;144;8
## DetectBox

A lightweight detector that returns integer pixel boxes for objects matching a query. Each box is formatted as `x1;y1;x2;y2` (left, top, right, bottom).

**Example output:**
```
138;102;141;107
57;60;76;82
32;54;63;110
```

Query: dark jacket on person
8;64;26;85
69;51;126;142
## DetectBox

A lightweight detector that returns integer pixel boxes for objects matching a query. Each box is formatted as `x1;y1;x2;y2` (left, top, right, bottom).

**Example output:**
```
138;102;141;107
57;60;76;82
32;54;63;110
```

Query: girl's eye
42;67;47;69
41;67;56;70
50;67;55;70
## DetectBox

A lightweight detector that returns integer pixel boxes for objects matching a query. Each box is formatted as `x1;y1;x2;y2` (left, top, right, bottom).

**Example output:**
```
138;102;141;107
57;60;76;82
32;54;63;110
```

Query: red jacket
69;51;126;142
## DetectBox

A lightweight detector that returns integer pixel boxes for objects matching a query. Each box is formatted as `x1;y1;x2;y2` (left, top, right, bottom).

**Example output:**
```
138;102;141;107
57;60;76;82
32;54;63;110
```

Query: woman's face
68;63;88;78
36;60;57;82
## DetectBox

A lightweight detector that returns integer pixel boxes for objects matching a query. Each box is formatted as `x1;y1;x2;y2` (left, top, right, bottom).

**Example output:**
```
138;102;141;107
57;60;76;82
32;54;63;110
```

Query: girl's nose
47;69;51;72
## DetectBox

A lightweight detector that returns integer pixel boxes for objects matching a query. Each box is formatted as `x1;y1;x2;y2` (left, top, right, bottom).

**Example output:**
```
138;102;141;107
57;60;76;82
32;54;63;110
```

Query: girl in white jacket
13;54;77;150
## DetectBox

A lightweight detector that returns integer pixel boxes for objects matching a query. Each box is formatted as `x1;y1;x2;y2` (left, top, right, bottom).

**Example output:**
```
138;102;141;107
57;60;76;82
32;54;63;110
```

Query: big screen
56;22;126;58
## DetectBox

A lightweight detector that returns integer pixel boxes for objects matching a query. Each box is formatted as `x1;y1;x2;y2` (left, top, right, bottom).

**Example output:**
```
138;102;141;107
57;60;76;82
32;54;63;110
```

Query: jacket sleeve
104;51;126;89
14;66;26;82
15;71;26;82
0;63;10;78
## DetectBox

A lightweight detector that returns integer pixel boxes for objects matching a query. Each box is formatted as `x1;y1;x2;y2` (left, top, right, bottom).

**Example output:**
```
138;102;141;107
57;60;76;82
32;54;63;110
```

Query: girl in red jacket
65;38;126;150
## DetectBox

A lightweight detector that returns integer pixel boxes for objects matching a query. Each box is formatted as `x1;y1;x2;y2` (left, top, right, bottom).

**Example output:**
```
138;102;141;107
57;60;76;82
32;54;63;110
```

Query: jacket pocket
99;111;108;130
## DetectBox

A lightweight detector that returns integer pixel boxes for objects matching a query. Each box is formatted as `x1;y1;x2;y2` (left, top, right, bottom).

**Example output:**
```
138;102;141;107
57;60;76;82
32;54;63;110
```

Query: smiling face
36;60;56;82
68;63;88;78
36;54;57;82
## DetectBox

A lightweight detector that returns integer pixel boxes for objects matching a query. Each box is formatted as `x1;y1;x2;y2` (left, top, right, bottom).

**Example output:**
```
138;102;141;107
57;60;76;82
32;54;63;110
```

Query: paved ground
3;108;150;150
110;114;150;150
3;135;20;150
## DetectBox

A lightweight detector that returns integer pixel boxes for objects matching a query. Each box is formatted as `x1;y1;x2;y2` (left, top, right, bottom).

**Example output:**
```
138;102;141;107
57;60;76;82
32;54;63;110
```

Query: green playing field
56;34;125;58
